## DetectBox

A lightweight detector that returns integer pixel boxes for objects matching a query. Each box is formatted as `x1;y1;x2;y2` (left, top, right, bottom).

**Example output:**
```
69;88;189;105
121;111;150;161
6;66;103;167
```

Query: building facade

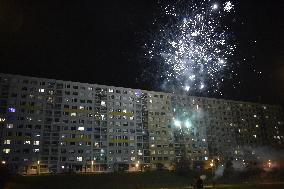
0;73;283;174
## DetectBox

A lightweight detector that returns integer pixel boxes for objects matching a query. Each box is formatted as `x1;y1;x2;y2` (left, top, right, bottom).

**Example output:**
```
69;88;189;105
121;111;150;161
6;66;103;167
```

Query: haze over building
0;73;283;174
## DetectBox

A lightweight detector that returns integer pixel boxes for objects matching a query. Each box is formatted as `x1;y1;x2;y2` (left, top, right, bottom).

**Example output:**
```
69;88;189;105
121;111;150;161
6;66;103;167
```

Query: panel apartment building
0;73;283;174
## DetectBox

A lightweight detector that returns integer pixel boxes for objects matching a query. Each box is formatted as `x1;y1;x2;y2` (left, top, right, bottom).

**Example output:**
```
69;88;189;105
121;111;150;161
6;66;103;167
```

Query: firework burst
147;0;236;94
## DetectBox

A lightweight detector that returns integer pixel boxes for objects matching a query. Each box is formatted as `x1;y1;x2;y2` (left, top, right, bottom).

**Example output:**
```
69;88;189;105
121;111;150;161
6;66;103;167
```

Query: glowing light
78;127;84;131
3;149;11;154
8;108;16;112
185;120;192;128
174;120;181;128
1;161;6;165
184;86;190;91
135;90;142;97
212;3;218;10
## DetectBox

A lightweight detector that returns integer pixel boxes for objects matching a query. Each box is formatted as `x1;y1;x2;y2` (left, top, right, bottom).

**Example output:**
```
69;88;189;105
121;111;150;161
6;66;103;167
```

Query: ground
3;172;284;189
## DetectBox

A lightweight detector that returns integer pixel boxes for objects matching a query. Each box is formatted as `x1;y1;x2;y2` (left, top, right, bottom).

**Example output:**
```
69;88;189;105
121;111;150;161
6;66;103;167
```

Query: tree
175;155;192;176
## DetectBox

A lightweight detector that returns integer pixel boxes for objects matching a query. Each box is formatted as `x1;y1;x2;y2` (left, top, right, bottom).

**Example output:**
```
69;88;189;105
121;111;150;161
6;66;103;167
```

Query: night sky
0;0;283;107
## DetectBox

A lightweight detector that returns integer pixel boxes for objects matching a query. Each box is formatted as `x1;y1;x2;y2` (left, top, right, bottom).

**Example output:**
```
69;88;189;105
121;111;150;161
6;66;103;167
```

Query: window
8;108;16;112
6;124;13;128
101;101;106;107
4;140;11;144
77;157;83;162
39;89;45;92
34;141;40;145
3;149;10;154
24;140;31;144
34;149;40;153
70;113;77;117
78;127;84;131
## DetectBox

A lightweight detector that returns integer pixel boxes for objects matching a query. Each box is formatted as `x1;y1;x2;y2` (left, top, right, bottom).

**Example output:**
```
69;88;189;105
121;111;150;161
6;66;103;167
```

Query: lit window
79;106;84;110
70;113;77;117
34;149;40;152
33;141;40;145
134;90;141;97
101;101;106;107
6;124;13;128
88;87;93;91
205;157;208;160
39;89;45;92
138;150;143;155
3;149;10;154
4;140;11;144
109;89;114;93
254;115;257;118
24;140;31;144
8;108;16;112
77;157;83;162
150;144;155;147
78;127;84;131
130;157;135;161
256;124;259;128
0;118;5;122
202;139;206;142
253;135;257;138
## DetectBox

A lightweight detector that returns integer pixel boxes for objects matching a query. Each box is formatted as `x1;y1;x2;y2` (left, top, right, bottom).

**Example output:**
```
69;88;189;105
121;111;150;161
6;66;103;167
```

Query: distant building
0;73;283;174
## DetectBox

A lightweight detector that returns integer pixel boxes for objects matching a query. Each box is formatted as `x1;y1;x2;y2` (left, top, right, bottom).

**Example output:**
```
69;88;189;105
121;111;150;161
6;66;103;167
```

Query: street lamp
37;160;40;175
91;160;94;172
135;161;140;171
268;160;272;168
210;160;214;178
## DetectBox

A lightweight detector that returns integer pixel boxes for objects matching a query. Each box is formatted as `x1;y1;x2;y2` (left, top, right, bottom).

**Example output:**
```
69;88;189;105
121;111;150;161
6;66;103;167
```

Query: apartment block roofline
0;72;281;108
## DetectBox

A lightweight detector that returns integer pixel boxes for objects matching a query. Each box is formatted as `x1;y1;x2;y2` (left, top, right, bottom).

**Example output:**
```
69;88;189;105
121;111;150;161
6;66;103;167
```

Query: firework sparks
147;0;236;93
224;1;234;12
